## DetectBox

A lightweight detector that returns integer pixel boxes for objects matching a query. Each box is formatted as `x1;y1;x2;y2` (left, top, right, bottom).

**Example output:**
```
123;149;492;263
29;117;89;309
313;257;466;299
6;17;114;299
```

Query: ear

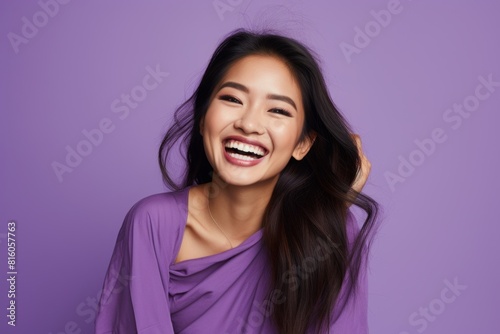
292;131;317;160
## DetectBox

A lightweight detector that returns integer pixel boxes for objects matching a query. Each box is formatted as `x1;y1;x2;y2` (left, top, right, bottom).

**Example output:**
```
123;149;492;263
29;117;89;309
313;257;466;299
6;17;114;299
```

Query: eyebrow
217;81;297;111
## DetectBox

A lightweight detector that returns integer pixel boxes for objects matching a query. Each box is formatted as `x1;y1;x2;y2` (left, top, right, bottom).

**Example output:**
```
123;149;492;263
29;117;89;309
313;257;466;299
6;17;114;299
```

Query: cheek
268;118;287;131
203;105;234;135
269;119;302;151
202;112;219;138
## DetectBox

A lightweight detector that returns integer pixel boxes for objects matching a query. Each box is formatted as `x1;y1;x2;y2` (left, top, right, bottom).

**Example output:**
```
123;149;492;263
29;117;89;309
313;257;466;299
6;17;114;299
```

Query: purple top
94;186;369;333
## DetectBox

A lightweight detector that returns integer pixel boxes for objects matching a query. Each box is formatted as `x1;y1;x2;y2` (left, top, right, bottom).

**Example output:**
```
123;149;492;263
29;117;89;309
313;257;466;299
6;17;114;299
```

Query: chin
213;169;279;189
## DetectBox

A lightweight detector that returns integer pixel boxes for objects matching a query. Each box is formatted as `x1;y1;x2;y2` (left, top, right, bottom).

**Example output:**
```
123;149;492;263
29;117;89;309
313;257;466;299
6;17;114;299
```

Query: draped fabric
94;186;369;333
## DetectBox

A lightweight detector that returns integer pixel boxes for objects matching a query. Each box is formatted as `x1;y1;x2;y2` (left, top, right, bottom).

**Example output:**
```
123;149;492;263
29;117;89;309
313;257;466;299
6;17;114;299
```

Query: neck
205;174;277;242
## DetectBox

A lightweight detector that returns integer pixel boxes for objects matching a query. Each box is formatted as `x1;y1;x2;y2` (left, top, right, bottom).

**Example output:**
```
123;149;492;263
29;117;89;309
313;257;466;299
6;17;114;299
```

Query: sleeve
328;209;370;334
94;201;175;334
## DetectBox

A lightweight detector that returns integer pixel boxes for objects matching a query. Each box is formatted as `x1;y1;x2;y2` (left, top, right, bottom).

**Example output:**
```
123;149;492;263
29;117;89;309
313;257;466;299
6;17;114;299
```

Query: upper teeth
225;140;265;156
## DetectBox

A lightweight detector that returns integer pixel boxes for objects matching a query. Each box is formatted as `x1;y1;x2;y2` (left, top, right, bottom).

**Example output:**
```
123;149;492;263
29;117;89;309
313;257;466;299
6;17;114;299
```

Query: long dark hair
159;28;379;334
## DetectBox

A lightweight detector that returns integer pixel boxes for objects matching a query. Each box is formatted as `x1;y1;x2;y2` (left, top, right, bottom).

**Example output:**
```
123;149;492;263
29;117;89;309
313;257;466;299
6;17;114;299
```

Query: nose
234;106;265;134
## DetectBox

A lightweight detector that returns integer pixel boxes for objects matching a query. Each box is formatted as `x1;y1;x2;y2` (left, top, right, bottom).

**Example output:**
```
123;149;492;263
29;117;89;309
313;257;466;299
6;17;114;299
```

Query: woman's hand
347;134;371;206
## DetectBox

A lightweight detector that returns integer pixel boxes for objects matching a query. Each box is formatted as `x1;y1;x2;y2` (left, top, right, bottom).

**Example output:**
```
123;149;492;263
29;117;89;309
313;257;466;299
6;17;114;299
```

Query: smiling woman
201;55;312;188
95;28;379;334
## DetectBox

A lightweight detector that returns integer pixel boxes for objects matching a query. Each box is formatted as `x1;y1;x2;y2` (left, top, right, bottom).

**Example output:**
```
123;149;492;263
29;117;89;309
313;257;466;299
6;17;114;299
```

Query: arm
94;201;175;334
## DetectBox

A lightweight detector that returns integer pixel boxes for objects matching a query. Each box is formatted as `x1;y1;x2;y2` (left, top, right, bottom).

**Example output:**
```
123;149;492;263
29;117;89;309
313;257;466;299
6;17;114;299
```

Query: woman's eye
270;108;292;117
219;95;241;104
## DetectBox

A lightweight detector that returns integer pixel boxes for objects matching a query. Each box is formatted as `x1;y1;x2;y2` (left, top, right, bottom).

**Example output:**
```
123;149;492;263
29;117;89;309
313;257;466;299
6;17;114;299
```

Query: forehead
219;55;302;103
223;54;295;82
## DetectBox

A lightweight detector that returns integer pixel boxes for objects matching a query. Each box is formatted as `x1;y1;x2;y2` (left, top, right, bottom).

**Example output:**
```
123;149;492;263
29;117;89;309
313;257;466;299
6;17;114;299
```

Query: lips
222;136;269;165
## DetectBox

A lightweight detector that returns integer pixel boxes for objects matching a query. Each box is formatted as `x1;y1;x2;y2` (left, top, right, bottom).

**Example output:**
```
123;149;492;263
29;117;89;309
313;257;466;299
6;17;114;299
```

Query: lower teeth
228;152;258;161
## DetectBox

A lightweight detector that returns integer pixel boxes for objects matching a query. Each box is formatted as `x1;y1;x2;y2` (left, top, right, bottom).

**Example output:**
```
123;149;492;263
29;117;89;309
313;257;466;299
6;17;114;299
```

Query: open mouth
224;139;268;161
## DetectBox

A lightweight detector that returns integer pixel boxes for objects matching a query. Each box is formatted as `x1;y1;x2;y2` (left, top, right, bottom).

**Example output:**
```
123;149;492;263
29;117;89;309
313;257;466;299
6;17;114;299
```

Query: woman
95;28;379;334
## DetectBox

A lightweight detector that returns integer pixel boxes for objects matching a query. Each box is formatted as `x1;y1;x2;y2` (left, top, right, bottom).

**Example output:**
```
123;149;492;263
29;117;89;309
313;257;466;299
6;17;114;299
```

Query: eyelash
219;95;241;104
218;95;292;117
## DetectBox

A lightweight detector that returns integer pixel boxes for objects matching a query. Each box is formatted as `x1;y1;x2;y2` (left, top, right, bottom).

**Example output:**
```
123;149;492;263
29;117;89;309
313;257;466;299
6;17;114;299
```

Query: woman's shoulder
128;187;190;216
113;187;191;263
120;187;190;235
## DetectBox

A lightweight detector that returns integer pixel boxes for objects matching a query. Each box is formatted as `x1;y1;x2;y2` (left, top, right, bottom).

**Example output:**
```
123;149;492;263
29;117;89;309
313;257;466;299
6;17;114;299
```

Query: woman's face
201;54;314;187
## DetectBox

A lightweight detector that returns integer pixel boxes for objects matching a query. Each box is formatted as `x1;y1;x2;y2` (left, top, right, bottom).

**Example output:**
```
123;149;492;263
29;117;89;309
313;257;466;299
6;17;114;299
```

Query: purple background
1;1;499;333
